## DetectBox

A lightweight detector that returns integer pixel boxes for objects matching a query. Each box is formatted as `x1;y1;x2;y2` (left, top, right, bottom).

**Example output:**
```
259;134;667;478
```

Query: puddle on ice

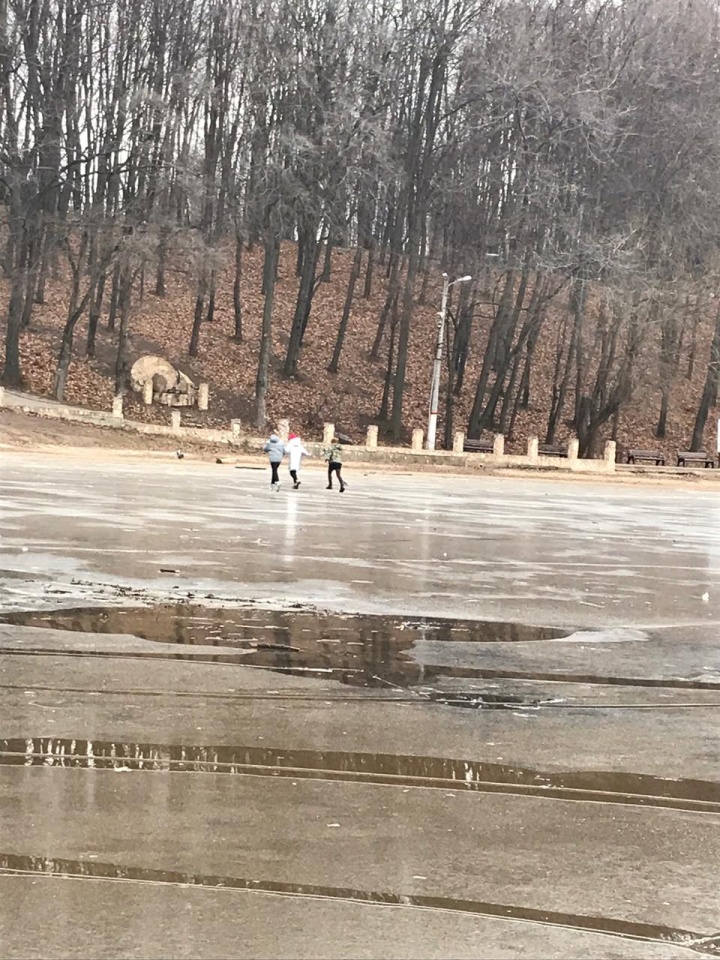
2;605;567;696
4;605;718;692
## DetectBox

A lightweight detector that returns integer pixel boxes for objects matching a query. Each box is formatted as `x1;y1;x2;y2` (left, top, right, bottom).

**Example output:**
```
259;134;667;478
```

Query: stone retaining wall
0;388;619;474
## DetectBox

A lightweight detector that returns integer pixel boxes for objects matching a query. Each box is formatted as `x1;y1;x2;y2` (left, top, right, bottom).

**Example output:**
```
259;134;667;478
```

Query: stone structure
493;434;505;456
130;356;198;408
366;425;378;450
411;428;424;452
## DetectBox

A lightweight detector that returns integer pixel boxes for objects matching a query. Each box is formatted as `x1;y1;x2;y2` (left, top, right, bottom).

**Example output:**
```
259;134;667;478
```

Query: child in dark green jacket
322;437;346;492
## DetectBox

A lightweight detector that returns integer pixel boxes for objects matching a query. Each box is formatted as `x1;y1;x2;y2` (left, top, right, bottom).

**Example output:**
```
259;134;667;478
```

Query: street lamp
426;273;472;450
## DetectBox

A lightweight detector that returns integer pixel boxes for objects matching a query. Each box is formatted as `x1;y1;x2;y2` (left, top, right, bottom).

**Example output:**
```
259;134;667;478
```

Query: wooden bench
538;443;567;458
463;439;494;454
627;449;665;465
677;451;716;468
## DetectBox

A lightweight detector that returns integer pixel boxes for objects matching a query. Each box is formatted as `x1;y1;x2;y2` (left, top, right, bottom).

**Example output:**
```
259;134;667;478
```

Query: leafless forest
3;0;720;453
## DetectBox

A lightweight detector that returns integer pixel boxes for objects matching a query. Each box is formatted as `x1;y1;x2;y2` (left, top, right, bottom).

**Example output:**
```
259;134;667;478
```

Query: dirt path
2;407;720;488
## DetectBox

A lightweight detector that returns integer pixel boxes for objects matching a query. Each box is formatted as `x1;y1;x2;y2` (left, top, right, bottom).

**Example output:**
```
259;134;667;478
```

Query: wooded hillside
2;0;720;456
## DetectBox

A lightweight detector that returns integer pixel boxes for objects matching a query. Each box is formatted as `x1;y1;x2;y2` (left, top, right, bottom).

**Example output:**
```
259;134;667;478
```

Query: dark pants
290;469;298;483
270;462;280;484
328;461;344;488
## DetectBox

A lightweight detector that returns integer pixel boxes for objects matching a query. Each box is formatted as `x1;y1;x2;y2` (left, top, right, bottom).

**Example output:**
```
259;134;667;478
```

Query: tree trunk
546;312;577;444
656;386;670;439
284;226;319;377
55;272;98;401
379;312;398;422
2;270;25;386
21;235;42;328
114;272;133;396
686;296;702;380
205;273;216;323
371;252;401;359
467;270;516;437
690;304;720;450
233;233;243;341
321;237;333;282
155;226;169;296
328;246;362;373
255;238;278;430
107;264;121;331
35;228;51;304
188;278;206;357
85;272;107;358
390;230;421;441
363;242;375;299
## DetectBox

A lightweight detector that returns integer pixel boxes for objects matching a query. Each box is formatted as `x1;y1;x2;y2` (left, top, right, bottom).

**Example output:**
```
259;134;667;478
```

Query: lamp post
426;273;472;450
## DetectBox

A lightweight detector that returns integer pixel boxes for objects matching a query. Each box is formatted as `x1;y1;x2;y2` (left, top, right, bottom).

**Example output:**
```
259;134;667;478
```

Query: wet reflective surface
1;604;566;690
3;736;720;813
2;458;720;958
1;852;714;954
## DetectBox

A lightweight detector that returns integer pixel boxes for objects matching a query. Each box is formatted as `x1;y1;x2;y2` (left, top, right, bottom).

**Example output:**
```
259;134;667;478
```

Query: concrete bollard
453;431;465;454
278;418;289;442
230;419;242;438
411;428;424;452
171;410;182;434
493;434;505;457
568;438;580;460
142;380;153;405
604;440;617;470
527;436;539;459
198;382;209;411
366;425;378;450
112;397;123;420
323;422;335;445
0;386;5;407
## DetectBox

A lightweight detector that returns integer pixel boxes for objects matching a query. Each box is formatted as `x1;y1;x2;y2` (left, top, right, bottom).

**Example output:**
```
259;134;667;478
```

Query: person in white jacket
286;433;310;489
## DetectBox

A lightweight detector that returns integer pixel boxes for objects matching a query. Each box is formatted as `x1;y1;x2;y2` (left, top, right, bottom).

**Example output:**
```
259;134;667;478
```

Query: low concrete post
278;418;289;442
568;438;580;461
604;440;617;471
171;410;182;434
198;383;209;411
323;422;335;445
112;397;123;420
453;431;465;454
493;434;505;457
366;425;378;450
142;380;153;405
527;436;539;459
230;419;242;438
0;386;5;407
411;428;424;452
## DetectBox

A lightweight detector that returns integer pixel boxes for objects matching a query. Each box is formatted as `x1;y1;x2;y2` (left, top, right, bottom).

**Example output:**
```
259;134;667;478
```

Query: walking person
323;436;346;492
263;433;285;491
286;433;310;489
